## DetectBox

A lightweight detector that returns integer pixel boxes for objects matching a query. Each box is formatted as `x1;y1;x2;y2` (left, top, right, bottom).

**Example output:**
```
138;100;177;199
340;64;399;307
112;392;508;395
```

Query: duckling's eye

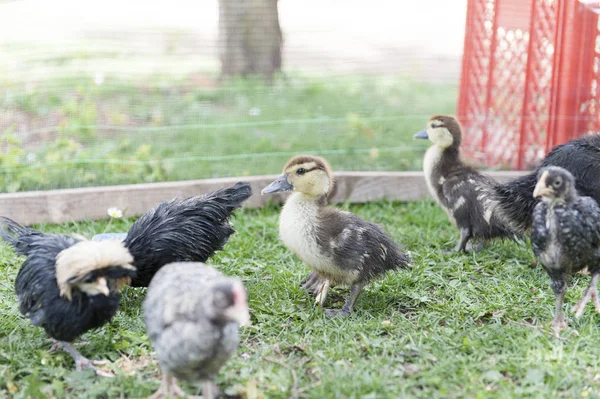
296;168;306;175
553;179;562;187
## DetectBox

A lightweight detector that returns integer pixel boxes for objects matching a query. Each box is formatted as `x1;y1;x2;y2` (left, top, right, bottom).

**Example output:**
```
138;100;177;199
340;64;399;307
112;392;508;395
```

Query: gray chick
143;262;250;399
531;166;600;336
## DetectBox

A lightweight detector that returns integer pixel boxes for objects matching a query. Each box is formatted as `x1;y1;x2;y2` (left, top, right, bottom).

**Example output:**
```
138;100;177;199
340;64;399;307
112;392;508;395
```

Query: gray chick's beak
261;173;293;195
413;129;429;140
533;170;551;198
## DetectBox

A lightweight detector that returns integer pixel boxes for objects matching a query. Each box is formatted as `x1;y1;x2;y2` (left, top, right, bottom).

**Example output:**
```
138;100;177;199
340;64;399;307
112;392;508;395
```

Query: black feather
124;182;252;287
0;217;122;342
495;134;600;234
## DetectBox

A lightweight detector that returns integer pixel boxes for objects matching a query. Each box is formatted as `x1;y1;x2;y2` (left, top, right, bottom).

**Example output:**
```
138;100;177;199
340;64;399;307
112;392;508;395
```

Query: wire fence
2;0;467;192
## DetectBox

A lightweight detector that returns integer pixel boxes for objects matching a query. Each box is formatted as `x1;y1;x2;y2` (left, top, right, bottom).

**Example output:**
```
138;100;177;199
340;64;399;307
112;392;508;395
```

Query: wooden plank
0;171;529;226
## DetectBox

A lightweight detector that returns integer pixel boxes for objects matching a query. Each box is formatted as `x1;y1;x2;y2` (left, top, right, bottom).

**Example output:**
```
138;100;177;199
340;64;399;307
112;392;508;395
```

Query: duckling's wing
319;209;408;279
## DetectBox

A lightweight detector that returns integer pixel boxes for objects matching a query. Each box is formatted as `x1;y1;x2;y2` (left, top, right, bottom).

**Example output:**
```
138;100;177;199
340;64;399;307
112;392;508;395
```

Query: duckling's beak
413;129;429;139
261;173;293;195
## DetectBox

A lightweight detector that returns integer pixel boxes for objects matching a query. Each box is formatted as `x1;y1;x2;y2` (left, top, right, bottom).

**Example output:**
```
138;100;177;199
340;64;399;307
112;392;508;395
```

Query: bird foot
147;384;185;399
324;308;351;317
571;288;596;319
49;342;62;353
466;242;484;252
551;317;567;337
301;272;323;295
75;357;113;377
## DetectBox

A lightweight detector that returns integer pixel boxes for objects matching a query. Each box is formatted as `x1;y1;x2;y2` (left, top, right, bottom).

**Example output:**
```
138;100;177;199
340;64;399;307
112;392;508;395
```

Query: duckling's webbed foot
572;273;600;318
301;271;323;294
324;282;366;317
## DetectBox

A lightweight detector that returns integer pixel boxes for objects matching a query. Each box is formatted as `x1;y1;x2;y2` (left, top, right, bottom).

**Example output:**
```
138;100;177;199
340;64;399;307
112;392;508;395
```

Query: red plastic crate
457;0;600;169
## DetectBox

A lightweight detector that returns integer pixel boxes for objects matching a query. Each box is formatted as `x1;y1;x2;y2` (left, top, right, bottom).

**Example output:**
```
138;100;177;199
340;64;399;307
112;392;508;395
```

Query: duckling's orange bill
261;173;293;195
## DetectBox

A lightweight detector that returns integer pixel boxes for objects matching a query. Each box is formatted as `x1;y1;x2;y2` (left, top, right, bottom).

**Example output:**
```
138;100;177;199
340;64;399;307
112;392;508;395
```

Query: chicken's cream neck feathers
55;239;135;300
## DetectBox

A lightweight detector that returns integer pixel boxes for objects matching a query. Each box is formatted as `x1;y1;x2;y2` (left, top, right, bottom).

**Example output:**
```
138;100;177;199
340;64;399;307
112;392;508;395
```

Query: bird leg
443;228;471;254
301;271;323;295
550;278;567;337
201;381;219;399
572;272;600;318
314;279;330;307
325;282;366;317
58;342;112;377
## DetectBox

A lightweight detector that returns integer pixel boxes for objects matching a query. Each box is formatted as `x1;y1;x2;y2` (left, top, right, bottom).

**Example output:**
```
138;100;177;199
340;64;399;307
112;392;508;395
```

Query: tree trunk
218;0;283;80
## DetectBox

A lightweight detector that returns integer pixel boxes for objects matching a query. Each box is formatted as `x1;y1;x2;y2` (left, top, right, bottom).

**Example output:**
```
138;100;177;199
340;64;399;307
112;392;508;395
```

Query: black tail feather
0;216;44;256
493;173;538;235
124;182;253;287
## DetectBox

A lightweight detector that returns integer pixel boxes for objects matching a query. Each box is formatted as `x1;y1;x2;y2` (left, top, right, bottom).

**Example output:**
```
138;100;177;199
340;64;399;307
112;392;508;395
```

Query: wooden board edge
0;171;529;225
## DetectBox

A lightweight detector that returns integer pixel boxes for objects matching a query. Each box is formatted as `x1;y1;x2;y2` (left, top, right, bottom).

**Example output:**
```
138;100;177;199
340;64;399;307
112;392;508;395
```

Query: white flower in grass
107;207;123;218
248;107;261;116
94;72;105;86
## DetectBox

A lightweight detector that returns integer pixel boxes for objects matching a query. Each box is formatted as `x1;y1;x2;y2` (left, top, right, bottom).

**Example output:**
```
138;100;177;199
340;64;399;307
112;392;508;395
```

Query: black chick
531;166;600;336
261;155;410;316
495;134;600;235
143;262;250;399
414;115;518;252
123;182;252;287
0;217;136;374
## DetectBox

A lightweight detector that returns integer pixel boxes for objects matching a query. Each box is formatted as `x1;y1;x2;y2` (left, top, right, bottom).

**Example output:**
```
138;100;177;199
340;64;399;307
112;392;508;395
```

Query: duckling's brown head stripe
284;155;332;175
428;114;462;145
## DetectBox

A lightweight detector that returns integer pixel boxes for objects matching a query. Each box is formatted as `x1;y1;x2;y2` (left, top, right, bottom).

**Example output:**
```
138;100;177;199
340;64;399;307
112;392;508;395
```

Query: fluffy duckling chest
279;195;332;269
423;146;456;224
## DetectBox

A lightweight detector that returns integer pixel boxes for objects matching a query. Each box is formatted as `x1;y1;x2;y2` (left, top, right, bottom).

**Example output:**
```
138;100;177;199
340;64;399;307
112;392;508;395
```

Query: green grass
1;73;456;192
1;201;600;398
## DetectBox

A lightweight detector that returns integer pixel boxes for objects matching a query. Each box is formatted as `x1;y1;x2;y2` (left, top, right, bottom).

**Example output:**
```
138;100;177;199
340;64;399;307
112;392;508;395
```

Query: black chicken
94;182;252;287
531;166;600;336
495;134;600;235
143;262;250;399
0;217;136;374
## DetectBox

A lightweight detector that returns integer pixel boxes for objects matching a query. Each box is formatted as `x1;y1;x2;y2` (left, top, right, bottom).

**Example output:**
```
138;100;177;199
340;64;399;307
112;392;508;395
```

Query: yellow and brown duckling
414;115;518;252
261;155;410;316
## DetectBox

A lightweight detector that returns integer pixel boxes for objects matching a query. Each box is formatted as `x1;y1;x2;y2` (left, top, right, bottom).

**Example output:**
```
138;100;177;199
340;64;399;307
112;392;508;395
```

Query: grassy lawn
1;200;599;398
1;72;457;192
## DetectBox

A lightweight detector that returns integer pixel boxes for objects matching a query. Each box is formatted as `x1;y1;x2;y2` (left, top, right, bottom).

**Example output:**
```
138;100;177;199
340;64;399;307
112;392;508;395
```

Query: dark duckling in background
414;115;517;252
494;134;600;235
531;166;600;336
261;155;410;316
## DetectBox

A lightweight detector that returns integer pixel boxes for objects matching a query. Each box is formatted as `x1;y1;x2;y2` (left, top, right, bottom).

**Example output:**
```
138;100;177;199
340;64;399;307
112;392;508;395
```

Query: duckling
414;115;517;252
494;134;600;235
531;166;600;336
261;155;410;316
